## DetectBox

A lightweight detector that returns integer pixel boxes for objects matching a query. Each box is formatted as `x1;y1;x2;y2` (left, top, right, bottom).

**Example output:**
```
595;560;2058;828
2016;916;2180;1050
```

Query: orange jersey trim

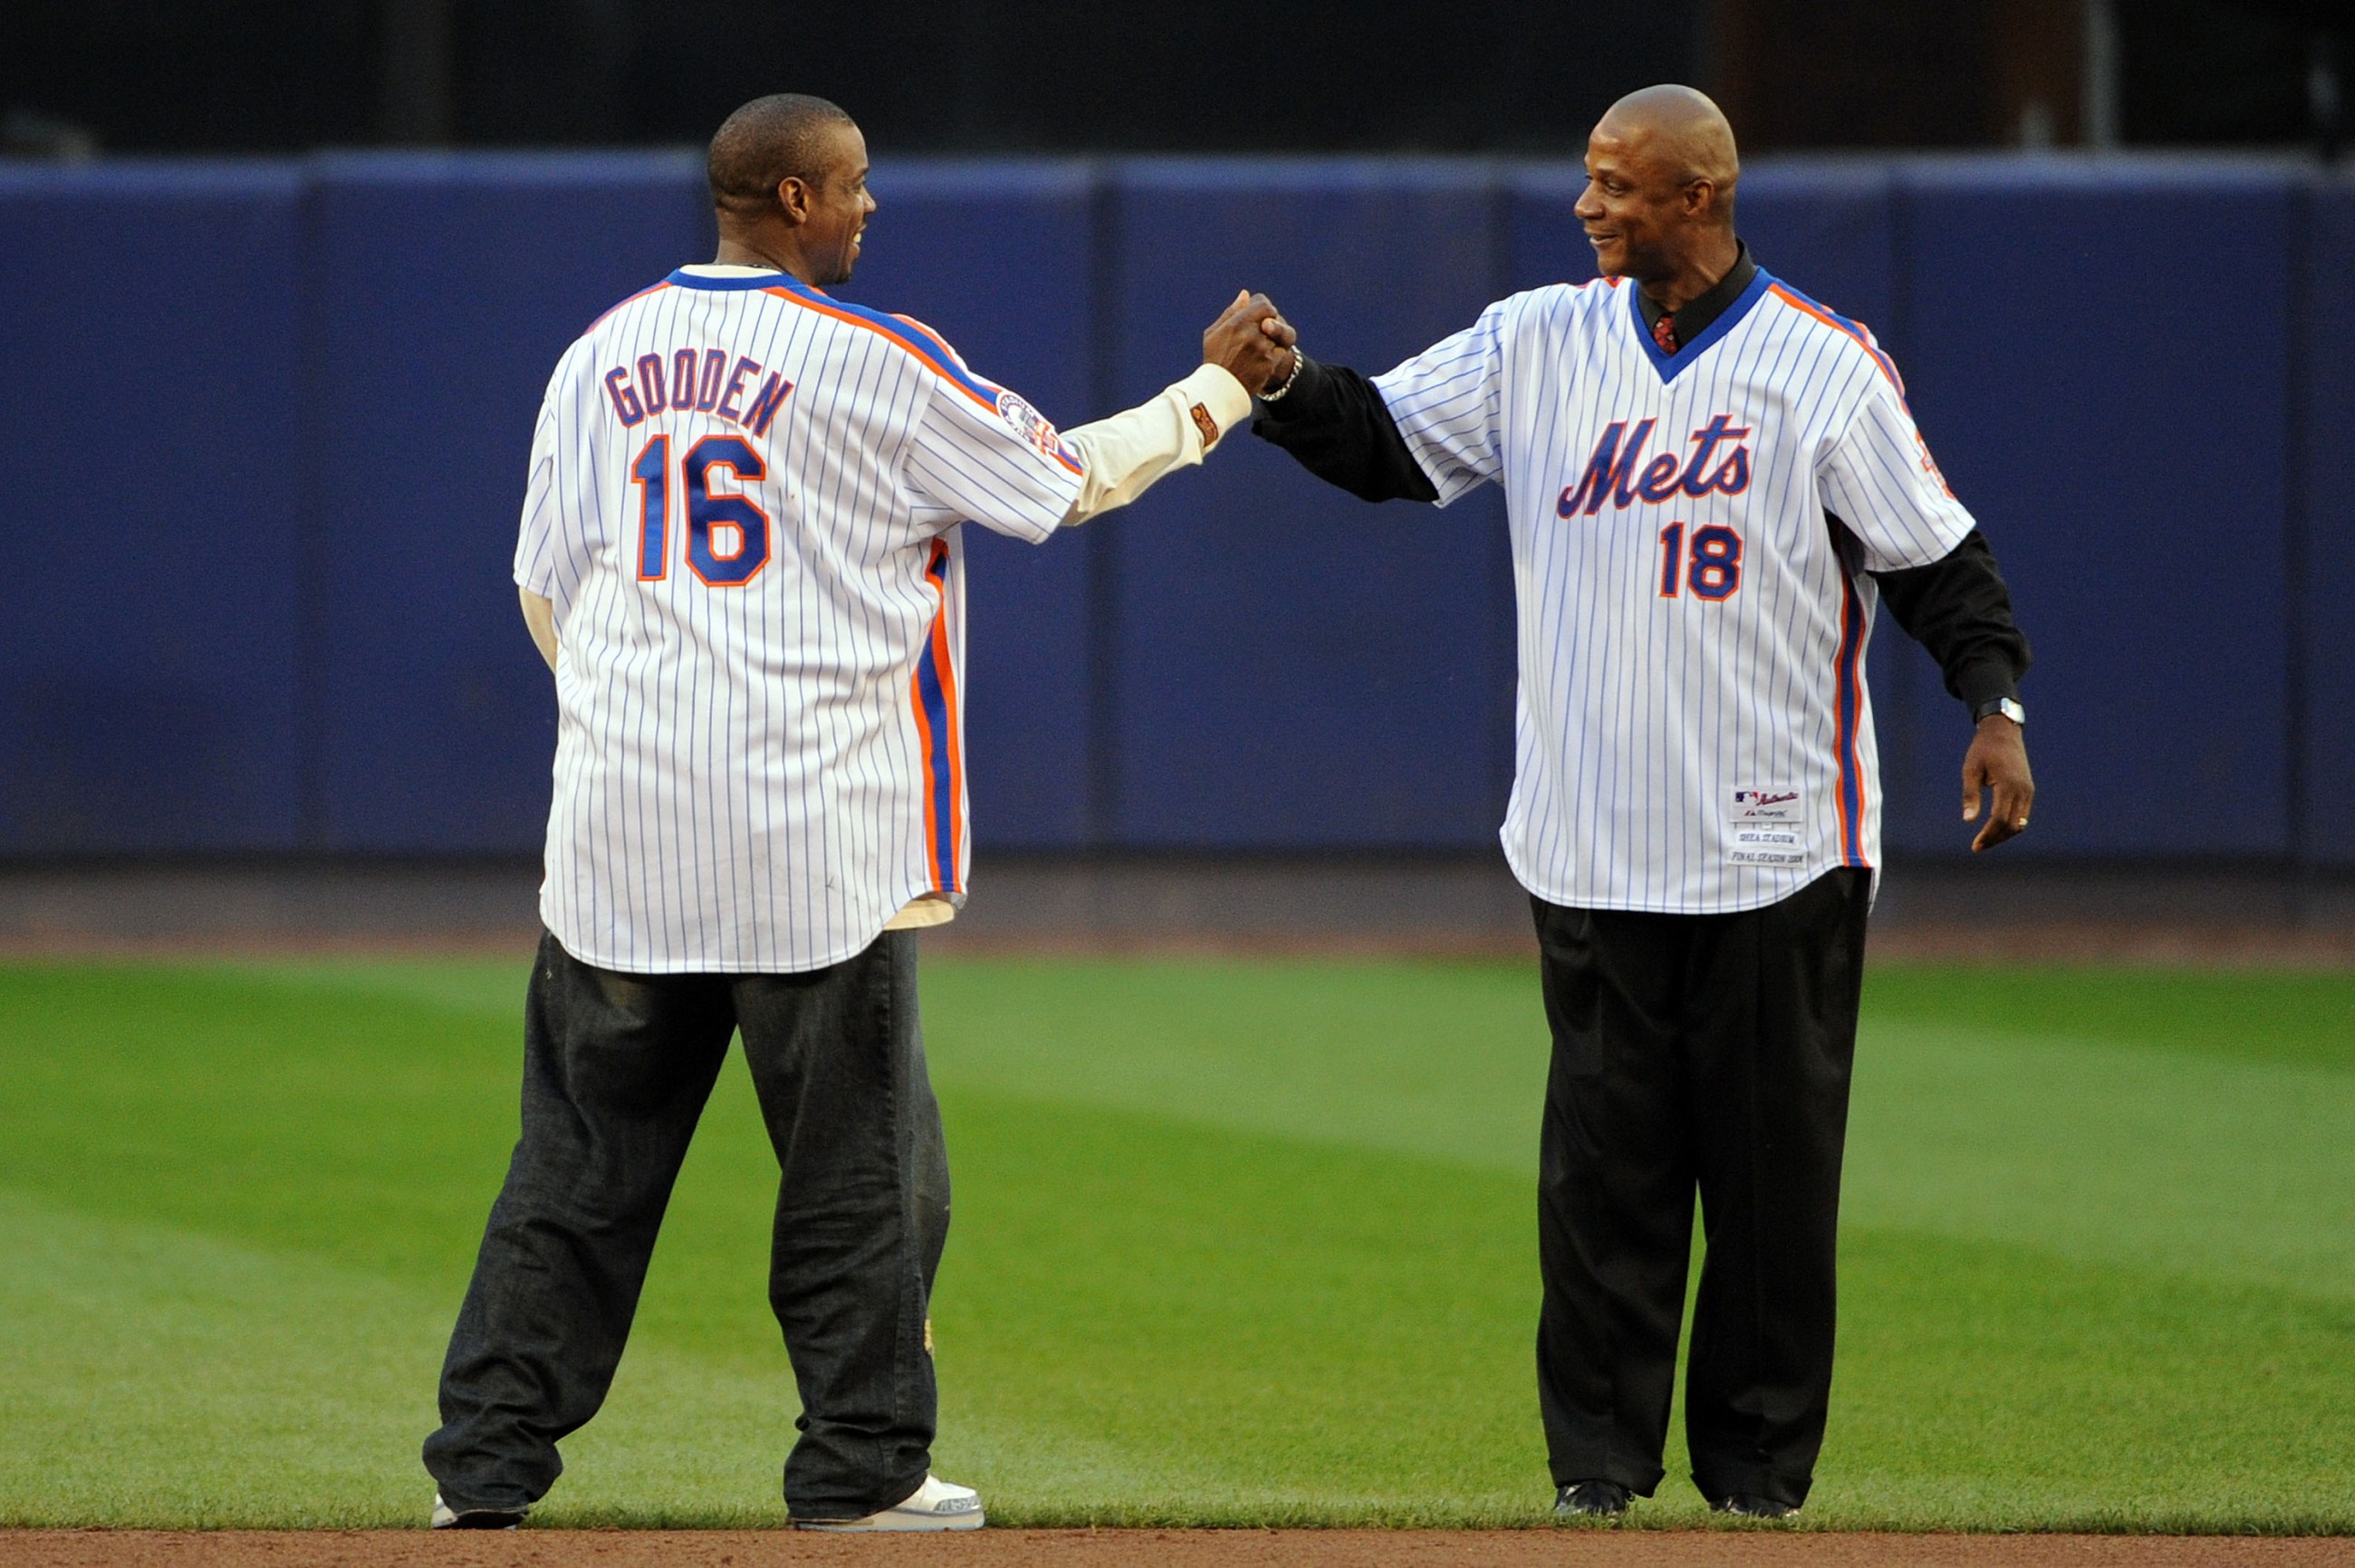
763;287;1086;478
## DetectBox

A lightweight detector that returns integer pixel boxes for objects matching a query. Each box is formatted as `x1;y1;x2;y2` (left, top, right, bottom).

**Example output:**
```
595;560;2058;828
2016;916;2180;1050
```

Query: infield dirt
4;1533;2351;1568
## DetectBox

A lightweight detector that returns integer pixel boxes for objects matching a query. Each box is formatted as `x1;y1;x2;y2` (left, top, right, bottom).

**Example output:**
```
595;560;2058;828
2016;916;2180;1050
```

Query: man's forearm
1869;528;2031;710
1058;364;1252;525
1250;356;1438;504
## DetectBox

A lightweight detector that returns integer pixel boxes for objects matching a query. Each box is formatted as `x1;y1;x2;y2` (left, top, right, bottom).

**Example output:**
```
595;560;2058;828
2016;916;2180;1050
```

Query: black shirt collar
1636;239;1757;346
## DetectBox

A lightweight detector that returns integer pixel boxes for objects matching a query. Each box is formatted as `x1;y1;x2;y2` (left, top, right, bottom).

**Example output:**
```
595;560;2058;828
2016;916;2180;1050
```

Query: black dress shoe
1711;1492;1797;1519
1554;1478;1630;1517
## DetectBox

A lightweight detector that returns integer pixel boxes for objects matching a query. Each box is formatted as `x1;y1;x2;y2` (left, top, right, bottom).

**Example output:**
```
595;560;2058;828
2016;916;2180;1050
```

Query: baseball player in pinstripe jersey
1252;86;2034;1517
423;93;1293;1532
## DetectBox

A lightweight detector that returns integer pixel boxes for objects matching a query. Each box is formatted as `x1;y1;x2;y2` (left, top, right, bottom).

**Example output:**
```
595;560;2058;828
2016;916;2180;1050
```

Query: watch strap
1973;696;2025;726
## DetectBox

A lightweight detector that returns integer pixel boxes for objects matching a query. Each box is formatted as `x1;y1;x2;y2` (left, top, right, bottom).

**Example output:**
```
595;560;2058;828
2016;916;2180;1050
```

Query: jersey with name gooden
515;268;1086;974
1375;270;1975;915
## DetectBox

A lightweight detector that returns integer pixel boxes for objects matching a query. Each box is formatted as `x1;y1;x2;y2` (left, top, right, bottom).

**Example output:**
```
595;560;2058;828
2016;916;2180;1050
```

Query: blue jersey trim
647;269;1085;476
1628;265;1775;383
1763;276;1910;403
761;274;1014;411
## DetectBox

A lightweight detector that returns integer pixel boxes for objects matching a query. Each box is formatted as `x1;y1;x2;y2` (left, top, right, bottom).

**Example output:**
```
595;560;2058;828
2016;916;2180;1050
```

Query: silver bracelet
1257;346;1304;402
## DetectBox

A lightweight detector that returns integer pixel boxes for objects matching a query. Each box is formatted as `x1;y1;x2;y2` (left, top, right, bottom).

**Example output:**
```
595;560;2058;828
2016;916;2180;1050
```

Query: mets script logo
995;390;1064;458
1558;415;1752;518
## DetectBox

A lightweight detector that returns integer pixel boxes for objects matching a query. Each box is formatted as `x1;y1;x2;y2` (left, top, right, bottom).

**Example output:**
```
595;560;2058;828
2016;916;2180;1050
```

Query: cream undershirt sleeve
880;363;1254;933
1056;363;1254;525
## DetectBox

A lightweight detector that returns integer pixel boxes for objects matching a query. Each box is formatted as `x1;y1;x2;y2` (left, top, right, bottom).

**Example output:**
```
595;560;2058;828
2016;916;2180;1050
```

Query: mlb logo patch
1725;787;1806;865
1729;787;1802;822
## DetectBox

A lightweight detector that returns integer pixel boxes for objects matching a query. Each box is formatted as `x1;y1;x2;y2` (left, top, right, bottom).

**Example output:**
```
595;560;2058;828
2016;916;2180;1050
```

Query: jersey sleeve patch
994;389;1066;459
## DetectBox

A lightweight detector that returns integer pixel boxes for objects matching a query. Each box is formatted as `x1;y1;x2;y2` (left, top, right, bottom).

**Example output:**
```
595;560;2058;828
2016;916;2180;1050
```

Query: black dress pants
423;927;949;1521
1532;868;1870;1508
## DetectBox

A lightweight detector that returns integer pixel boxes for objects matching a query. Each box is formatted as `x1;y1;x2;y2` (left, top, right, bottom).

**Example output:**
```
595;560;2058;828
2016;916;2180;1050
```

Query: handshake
1203;291;1300;397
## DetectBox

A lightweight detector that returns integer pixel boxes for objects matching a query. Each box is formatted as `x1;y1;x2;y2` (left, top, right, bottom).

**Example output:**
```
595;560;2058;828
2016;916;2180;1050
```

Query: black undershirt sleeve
1861;526;2033;712
1249;356;1439;504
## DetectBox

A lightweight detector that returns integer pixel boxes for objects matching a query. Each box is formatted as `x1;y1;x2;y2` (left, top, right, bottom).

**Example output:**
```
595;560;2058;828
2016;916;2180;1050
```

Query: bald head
1575;83;1745;303
1593;84;1740;222
708;93;856;220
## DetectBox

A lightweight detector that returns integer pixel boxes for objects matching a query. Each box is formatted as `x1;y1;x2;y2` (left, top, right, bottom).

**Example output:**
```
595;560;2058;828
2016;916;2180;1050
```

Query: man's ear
774;175;807;226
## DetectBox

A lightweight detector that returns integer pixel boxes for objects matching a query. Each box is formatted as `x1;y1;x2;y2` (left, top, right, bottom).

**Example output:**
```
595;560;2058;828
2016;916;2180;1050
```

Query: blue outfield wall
843;164;1101;849
2302;184;2355;868
309;153;711;852
0;153;2347;862
0;166;306;853
1107;162;1514;848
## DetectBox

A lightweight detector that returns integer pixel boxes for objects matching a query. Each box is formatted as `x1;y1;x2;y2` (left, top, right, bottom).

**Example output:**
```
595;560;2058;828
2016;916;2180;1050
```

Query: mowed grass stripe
5;1085;2350;1531
0;957;2350;1530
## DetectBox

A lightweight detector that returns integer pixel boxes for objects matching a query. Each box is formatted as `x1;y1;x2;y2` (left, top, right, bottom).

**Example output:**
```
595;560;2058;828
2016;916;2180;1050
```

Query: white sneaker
793;1473;984;1531
429;1491;526;1530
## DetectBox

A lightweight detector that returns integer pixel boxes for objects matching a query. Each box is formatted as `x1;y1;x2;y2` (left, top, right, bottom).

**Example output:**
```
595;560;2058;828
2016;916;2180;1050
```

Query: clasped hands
1204;290;1298;395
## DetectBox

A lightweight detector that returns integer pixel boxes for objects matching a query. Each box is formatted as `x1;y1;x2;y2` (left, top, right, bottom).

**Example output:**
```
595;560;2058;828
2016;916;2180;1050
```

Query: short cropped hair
708;94;855;218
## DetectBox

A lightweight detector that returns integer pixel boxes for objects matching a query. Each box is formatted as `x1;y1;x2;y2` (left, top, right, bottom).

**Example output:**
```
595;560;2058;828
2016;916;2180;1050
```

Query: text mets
1557;415;1752;517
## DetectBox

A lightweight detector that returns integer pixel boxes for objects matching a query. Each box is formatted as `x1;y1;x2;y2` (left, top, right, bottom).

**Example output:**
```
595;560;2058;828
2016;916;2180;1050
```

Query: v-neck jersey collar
1627;256;1773;382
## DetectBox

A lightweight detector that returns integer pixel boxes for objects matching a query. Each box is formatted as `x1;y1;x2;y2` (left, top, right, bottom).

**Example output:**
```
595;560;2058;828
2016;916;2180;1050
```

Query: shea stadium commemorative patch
995;390;1064;458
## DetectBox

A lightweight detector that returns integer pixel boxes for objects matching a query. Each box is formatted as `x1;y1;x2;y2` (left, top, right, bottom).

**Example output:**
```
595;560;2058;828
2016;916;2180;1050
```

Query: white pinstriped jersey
1376;269;1975;914
516;267;1085;973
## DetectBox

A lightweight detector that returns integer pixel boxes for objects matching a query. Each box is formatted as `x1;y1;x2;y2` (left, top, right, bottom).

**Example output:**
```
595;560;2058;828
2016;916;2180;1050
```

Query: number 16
630;434;773;587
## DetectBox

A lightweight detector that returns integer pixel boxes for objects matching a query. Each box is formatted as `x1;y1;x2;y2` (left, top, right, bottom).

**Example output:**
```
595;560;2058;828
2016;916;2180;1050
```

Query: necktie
1652;312;1678;354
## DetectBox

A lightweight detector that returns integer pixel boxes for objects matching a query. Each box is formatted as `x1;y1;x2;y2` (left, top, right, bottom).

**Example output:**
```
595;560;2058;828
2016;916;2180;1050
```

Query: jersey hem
539;876;968;976
1501;833;1874;918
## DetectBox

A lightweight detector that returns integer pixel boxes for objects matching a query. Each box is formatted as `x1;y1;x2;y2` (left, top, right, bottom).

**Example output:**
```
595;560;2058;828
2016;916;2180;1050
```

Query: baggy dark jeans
1532;868;1870;1509
422;927;948;1520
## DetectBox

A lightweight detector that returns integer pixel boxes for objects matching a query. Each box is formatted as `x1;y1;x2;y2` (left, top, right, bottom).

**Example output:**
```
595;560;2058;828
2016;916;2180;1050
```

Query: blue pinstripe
515;269;1083;973
1373;270;1975;914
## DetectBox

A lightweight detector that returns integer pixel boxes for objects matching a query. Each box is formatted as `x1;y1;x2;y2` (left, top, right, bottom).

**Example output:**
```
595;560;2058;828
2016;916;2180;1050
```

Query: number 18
1657;522;1743;601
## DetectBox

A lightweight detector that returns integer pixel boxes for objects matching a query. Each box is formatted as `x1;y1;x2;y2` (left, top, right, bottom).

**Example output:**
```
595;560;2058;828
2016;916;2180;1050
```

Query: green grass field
1;953;2350;1532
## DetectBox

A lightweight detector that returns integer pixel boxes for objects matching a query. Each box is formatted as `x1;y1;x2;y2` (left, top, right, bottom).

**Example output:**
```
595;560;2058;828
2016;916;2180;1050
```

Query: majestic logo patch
995;390;1064;458
1188;402;1220;449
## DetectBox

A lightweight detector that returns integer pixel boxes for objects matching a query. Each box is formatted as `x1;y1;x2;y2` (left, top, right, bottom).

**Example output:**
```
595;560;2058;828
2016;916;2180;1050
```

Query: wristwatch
1973;697;2025;726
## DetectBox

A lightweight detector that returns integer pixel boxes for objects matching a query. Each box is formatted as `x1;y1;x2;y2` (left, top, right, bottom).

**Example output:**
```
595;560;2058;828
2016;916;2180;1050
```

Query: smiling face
794;120;874;285
1572;118;1697;285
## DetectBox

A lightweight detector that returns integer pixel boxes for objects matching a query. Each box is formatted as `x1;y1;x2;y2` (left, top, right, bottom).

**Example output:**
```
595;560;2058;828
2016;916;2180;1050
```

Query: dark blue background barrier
2302;185;2355;868
1899;161;2295;859
1106;162;1512;848
843;163;1100;850
2;153;2347;865
0;166;306;852
310;153;708;852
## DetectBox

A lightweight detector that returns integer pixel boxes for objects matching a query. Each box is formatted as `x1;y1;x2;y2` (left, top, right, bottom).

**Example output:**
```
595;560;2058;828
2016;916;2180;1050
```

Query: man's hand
1204;290;1297;395
1960;714;2033;851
